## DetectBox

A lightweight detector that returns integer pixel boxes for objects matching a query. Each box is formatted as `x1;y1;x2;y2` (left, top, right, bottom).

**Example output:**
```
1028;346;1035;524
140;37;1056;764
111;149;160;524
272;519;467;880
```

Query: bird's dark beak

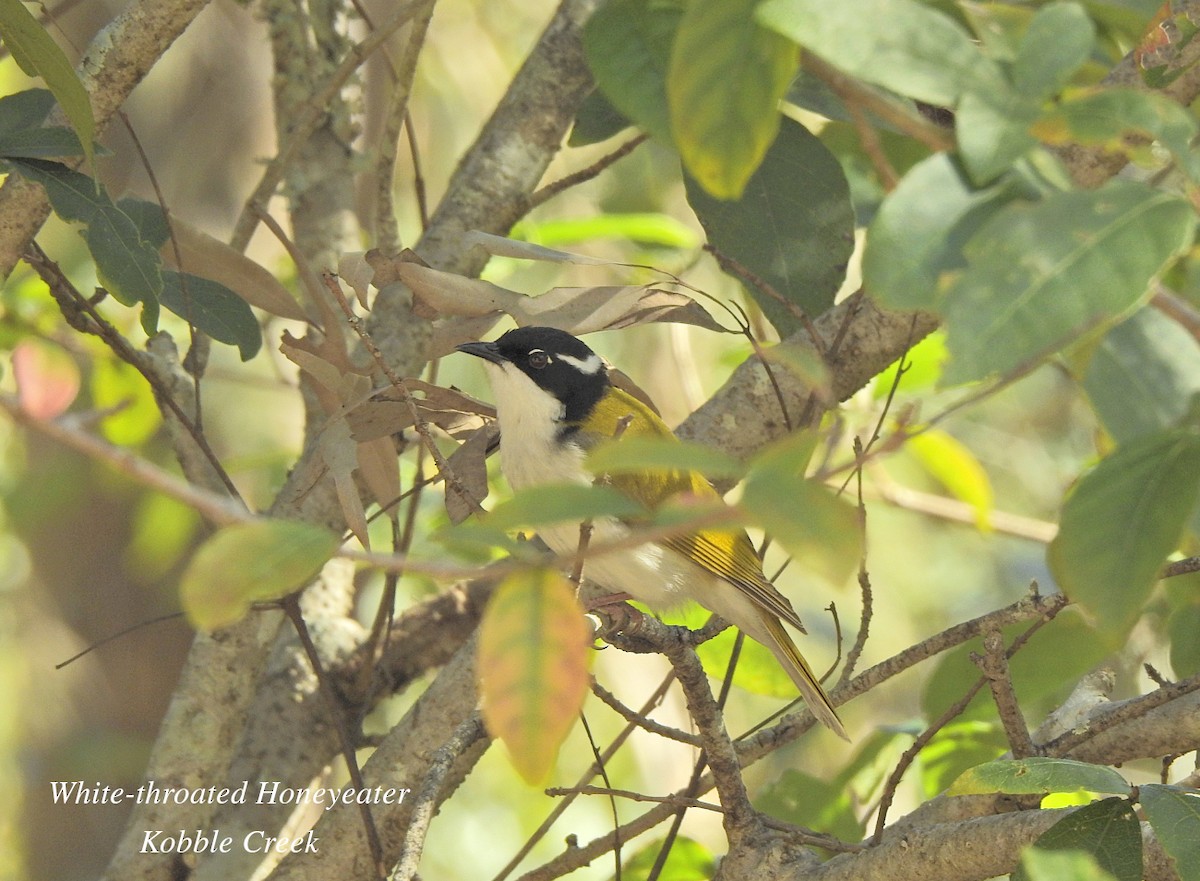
455;339;506;365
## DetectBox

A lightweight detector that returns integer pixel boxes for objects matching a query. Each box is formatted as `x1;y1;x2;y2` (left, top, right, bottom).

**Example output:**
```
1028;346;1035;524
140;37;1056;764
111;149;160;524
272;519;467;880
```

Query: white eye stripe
559;353;603;374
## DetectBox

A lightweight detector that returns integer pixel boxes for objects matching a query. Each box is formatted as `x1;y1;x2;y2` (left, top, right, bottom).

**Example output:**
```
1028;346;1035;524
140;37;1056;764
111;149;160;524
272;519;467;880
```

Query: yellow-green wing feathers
585;389;807;632
582;388;846;739
760;612;847;740
661;531;806;633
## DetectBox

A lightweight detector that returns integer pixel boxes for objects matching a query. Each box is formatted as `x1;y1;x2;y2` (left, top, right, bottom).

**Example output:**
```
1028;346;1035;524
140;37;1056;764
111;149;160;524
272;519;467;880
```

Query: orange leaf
477;569;591;784
13;340;80;420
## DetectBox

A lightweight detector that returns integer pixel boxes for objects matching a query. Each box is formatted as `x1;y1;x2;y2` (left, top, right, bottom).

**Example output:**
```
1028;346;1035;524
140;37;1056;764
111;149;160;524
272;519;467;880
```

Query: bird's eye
528;350;549;369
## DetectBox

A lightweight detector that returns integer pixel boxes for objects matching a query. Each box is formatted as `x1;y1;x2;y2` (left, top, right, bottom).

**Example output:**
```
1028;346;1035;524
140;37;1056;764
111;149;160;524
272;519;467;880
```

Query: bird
456;325;847;739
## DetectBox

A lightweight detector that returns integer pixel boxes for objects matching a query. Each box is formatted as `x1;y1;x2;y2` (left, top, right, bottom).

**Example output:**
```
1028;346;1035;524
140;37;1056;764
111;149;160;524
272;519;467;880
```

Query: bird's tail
759;612;849;741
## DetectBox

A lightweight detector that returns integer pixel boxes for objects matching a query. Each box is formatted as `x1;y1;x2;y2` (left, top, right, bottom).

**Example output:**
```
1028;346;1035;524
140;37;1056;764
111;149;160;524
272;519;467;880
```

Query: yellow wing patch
582;389;806;634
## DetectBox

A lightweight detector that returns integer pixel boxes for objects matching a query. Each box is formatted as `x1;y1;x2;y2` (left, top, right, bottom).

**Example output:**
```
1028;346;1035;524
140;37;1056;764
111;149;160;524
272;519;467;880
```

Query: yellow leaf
477;569;591;785
907;430;994;530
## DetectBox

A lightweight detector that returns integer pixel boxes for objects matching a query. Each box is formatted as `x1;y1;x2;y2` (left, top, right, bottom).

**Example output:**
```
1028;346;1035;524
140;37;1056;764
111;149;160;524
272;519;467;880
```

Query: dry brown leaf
508;285;726;334
461;230;608;265
319;418;371;549
357;435;402;520
444;423;497;524
394;263;522;318
346;380;494;442
338;252;375;309
162;219;308;322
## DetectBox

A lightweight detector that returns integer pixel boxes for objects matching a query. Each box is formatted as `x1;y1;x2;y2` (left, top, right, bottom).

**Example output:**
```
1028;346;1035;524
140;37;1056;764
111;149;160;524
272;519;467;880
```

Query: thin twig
841;445;873;684
826;70;900;191
545;786;725;814
0;394;247;526
1162;556;1200;578
705;243;826;355
577;711;622;881
974;629;1036;758
282;594;387;879
528;133;650;209
23;242;245;503
405;110;430;231
590;681;701;746
870;612;1060;842
491;673;678;881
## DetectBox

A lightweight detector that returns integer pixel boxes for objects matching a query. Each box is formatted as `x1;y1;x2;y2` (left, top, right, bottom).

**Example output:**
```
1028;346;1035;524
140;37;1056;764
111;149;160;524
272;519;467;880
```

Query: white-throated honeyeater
457;326;846;739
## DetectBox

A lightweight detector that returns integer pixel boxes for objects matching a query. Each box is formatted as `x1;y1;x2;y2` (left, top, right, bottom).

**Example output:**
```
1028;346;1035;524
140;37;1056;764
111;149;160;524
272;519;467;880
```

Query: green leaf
1168;596;1200;678
179;520;341;631
920;721;1008;798
1139;784;1200;881
0;125;86;159
1012;2;1095;99
948;759;1131;797
485;483;644;532
7;158;162;333
942;182;1196;385
618;837;715;881
586;435;744;482
906;429;994;530
569;88;631;146
515;213;699;250
756;0;1004;107
1014;798;1142;881
1019;848;1120;881
686;116;853;333
159;271;262;360
1033;88;1200;184
667;0;795;199
0;88;55;135
756;768;865;842
954;87;1040;184
582;0;683;144
0;88;88;159
0;0;95;170
740;468;860;587
115;196;170;247
863;153;1023;311
1048;429;1200;641
478;568;590;785
1083;307;1200;443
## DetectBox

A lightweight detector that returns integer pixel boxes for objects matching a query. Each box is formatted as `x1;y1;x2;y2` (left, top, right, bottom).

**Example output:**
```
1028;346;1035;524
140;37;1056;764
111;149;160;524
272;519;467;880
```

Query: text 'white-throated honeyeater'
457;326;847;739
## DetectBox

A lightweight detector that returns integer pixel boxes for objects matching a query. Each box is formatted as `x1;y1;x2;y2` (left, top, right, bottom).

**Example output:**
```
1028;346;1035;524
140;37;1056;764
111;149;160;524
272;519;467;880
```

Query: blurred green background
1;1;1189;879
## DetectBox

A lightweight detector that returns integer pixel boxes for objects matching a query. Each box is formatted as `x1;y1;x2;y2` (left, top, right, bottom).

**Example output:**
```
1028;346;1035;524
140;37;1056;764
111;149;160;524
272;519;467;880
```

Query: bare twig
281;595;386;879
974;629;1037;758
390;714;488;881
590;681;700;746
545;786;724;813
0;394;246;526
528;133;650;209
22;242;245;502
871;612;1059;841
